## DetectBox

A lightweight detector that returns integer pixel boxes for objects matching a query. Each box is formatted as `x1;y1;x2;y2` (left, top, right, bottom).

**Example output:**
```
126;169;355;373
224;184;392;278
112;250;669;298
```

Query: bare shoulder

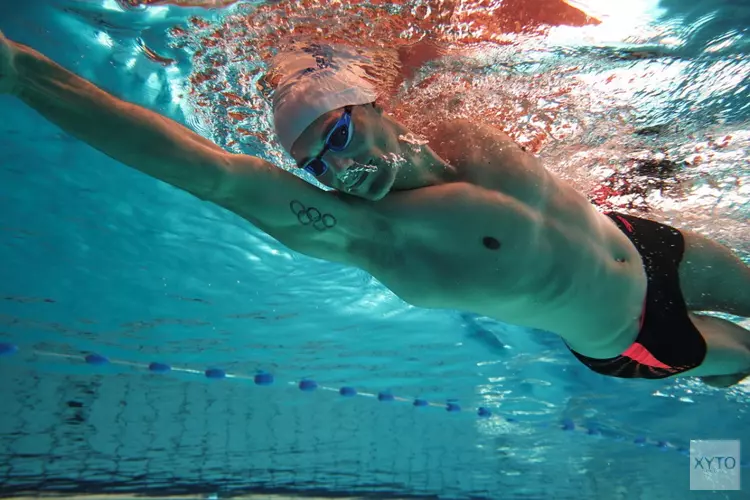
430;119;515;143
427;119;550;203
428;119;527;166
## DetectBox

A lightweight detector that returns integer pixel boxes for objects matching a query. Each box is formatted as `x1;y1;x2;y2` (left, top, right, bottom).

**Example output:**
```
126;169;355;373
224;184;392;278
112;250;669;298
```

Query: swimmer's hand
0;30;18;95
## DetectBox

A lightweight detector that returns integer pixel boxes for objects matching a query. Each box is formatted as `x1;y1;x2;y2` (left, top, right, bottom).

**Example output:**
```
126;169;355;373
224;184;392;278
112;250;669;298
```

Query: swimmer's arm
382;40;444;96
214;154;383;263
12;40;227;200
9;39;378;262
396;39;443;82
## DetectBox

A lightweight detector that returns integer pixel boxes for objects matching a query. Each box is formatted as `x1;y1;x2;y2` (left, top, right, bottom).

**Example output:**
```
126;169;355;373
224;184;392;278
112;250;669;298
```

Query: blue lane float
339;386;357;397
205;368;226;379
446;402;461;413
4;345;749;468
378;391;394;402
85;353;109;365
299;379;317;392
149;362;171;373
0;343;18;356
254;372;274;386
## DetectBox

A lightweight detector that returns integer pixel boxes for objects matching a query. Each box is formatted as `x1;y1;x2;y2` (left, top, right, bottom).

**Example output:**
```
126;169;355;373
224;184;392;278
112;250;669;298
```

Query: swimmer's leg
678;313;750;386
700;373;748;388
678;230;750;317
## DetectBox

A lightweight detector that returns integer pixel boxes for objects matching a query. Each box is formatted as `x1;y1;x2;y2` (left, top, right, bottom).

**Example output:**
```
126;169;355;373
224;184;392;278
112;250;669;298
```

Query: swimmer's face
290;104;403;201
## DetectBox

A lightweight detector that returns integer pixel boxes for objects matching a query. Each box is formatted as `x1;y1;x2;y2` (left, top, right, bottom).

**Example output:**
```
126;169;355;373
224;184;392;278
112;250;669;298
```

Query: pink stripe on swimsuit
621;342;671;369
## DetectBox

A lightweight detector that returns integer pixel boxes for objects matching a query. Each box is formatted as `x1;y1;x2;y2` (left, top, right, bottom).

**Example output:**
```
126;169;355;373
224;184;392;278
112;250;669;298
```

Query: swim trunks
568;212;707;379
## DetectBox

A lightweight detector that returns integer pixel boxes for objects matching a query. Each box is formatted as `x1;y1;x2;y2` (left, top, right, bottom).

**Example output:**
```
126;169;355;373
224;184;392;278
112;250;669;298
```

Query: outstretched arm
0;32;383;263
6;34;228;200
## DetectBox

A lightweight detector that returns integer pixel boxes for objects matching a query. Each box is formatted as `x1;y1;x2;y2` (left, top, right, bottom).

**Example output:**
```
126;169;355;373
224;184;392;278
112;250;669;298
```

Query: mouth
349;171;369;191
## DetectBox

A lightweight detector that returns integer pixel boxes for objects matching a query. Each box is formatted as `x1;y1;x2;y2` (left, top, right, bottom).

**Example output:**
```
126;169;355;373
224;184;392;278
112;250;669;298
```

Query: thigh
678;230;750;316
677;313;750;378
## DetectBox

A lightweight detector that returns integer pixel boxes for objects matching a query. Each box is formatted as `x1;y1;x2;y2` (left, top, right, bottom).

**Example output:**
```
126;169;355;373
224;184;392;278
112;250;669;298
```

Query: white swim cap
271;44;379;154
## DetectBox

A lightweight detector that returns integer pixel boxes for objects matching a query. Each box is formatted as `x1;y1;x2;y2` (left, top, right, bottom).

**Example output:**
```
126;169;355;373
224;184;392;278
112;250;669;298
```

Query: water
0;0;749;498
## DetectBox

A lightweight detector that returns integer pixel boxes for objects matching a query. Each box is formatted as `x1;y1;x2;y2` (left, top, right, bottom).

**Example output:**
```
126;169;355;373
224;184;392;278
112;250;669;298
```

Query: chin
367;189;389;201
365;169;396;201
352;186;386;202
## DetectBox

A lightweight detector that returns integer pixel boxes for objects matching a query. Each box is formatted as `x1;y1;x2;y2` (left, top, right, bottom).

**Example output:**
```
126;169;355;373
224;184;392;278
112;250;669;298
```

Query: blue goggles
300;106;353;177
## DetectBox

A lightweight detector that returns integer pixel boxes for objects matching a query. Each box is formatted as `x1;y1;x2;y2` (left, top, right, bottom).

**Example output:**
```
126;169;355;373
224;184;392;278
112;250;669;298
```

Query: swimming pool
0;0;749;498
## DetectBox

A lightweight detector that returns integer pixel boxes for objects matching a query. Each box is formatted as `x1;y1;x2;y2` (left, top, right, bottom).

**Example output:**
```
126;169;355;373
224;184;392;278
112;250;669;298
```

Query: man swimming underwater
2;32;749;386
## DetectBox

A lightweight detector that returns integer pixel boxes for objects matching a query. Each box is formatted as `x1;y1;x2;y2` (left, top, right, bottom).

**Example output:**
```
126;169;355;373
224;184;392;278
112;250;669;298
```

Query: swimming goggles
301;106;353;177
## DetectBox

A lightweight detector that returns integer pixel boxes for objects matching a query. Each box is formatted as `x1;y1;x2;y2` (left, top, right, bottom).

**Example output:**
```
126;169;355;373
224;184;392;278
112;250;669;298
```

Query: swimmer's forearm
13;42;229;199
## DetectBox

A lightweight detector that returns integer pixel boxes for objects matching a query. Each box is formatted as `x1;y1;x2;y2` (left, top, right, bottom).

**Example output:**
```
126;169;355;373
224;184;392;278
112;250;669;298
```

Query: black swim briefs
568;212;707;379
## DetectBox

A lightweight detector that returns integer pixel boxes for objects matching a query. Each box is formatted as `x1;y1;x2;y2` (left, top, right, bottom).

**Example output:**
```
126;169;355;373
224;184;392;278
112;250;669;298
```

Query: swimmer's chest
358;181;550;310
356;123;555;308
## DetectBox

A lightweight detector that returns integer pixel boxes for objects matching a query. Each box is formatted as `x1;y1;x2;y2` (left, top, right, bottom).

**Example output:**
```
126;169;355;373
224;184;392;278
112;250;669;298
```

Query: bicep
212;154;372;262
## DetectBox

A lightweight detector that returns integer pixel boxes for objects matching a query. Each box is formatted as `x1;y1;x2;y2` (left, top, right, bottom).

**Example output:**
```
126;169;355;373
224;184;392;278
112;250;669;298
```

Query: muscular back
350;122;647;356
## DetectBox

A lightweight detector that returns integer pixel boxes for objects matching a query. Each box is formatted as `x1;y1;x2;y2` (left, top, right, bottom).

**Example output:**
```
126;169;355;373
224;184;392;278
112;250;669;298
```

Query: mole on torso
483;236;501;250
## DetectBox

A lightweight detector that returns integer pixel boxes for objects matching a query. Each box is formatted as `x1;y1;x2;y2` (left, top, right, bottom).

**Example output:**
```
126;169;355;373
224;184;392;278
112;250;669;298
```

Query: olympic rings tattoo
290;200;337;231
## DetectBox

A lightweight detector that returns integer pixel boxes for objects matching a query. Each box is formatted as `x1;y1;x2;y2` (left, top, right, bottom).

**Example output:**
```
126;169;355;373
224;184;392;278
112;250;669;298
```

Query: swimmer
2;32;749;387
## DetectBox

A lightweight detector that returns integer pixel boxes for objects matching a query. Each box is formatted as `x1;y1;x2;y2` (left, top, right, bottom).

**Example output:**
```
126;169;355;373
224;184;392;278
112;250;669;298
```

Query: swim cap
271;44;379;154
